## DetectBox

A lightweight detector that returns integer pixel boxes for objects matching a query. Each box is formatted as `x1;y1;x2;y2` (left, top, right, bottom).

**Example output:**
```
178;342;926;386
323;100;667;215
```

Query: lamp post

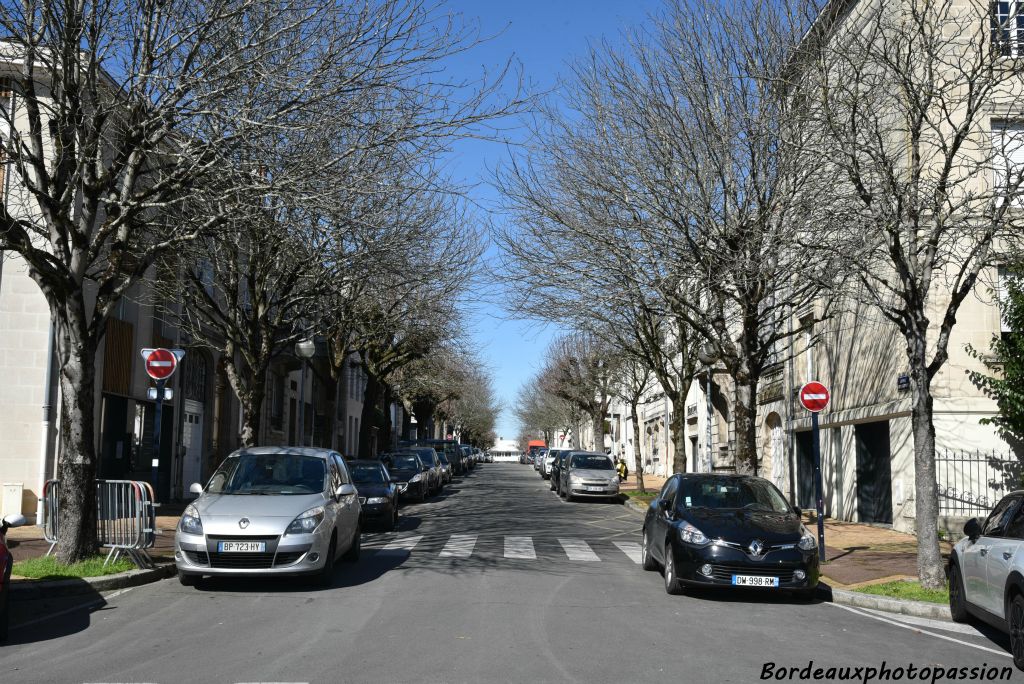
697;343;718;474
295;339;316;446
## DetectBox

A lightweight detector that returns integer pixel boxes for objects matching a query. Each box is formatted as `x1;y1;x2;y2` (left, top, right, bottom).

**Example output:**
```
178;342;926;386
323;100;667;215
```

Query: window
659;476;679;507
993;2;1024;58
993;121;1024;205
1006;504;1024;539
983;495;1020;537
270;373;285;431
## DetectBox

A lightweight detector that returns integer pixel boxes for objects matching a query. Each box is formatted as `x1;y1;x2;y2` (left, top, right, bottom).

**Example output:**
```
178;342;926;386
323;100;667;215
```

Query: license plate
732;575;779;587
586;486;605;491
218;541;265;553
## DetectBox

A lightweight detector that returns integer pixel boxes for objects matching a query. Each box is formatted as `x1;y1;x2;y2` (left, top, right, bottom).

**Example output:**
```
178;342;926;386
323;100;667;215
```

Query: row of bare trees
500;0;1024;588
0;0;517;563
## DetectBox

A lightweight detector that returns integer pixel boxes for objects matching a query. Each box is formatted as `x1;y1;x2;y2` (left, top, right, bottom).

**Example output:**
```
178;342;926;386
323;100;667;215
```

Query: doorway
181;399;205;495
855;421;893;524
795;431;815;509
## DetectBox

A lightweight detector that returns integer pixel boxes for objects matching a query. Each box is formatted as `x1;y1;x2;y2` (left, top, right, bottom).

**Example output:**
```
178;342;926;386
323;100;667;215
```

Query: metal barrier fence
936;449;1022;517
41;478;157;568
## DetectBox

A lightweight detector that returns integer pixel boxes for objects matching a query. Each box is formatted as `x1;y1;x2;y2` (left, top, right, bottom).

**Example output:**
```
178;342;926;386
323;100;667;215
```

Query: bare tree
539;333;618;452
0;0;391;563
612;356;655;493
791;0;1024;588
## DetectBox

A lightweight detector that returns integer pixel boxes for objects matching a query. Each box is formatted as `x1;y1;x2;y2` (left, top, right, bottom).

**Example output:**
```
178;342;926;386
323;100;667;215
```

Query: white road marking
559;538;600;561
504;536;536;559
826;603;1011;658
856;606;992;636
382;535;422;551
613;541;643;564
439;534;477;558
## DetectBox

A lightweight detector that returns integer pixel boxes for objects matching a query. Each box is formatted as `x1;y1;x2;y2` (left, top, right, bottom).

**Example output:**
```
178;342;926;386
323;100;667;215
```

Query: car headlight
285;506;325;535
180;504;203;535
798;527;817;551
366;497;388;504
411;474;422;483
679;522;710;546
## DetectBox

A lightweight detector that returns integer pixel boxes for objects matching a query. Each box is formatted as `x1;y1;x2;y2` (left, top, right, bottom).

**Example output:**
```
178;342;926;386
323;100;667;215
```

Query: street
1;464;1016;683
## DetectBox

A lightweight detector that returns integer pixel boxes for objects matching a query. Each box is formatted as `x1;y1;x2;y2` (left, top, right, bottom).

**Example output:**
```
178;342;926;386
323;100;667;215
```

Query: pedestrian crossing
370;534;642;564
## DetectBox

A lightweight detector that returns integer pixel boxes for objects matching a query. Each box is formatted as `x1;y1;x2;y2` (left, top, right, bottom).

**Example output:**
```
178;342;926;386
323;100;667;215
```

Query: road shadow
190;550;410;593
6;581;107;645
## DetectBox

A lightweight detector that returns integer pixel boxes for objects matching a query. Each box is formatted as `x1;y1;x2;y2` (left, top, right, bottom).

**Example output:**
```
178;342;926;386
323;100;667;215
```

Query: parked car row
174;442;487;588
527;448;621;502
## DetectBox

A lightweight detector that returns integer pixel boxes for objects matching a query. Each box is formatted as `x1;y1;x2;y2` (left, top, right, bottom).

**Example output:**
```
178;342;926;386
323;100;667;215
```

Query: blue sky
439;0;662;439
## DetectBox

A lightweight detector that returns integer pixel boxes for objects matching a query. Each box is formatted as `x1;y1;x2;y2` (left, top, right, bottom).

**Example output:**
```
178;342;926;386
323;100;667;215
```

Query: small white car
949;491;1024;669
175;447;361;587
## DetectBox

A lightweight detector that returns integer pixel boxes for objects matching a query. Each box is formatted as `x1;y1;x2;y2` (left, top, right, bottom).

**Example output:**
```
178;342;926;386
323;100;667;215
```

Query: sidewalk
7;515;180;567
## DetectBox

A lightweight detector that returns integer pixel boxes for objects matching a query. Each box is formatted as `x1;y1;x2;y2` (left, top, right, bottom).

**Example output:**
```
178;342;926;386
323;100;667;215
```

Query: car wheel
318;537;337;587
178;570;199;587
0;583;9;643
663;543;685;595
342;526;361;563
1009;593;1024;670
949;563;970;623
641;529;658;571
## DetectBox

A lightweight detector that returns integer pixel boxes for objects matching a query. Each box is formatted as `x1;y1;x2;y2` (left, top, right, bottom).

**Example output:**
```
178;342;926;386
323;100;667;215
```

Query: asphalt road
1;464;1018;683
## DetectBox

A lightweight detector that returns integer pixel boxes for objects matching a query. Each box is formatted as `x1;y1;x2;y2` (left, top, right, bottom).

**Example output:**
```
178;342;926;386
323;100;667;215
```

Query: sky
437;0;663;440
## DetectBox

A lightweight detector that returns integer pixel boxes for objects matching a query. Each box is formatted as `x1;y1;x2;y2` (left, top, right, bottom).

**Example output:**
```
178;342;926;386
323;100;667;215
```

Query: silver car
175;447;361;587
559;451;620;501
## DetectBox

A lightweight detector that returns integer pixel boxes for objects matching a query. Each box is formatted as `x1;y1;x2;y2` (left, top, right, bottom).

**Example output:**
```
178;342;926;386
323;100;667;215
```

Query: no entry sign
143;348;178;381
799;381;830;413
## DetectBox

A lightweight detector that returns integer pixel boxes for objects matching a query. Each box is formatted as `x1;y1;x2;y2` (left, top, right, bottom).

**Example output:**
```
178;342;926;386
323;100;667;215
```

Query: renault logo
748;540;764;557
239;518;250;529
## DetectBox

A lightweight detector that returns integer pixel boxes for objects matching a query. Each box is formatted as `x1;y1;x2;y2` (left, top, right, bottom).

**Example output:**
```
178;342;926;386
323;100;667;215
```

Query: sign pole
152;377;165;498
811;411;825;554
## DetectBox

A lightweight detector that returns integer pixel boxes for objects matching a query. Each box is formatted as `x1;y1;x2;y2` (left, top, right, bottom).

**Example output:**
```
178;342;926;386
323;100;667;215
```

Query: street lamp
295;339;316;446
697;343;718;474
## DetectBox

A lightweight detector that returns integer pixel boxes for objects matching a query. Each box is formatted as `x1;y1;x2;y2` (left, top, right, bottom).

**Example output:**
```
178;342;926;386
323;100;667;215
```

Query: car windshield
570;454;613;470
414;450;435;465
437;452;450;464
351;464;387;484
390;454;420;470
676;478;791;513
207;454;326;495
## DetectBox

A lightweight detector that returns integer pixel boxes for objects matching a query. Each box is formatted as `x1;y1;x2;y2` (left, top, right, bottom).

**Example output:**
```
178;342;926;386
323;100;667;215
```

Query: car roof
569;451;610;457
349;459;386;466
230;446;337;460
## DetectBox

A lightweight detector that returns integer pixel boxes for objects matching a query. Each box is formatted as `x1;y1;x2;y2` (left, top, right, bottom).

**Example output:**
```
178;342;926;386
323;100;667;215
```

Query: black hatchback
350;460;399;531
641;474;819;598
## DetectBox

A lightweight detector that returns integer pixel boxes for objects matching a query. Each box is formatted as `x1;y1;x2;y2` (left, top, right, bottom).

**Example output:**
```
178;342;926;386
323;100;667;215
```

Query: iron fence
936;449;1022;517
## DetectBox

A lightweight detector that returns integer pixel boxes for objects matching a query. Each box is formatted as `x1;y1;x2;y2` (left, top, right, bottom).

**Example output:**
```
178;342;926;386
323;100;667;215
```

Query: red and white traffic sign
142;348;178;381
799;381;830;413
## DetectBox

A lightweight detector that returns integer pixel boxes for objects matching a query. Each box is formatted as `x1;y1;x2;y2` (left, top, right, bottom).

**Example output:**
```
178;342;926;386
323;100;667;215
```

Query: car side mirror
2;513;26;531
657;499;671;510
336;483;356;498
189;482;203;495
964;517;982;541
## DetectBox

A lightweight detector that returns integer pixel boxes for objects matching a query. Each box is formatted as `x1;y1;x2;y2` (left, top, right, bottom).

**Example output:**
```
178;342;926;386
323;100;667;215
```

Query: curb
623;498;648;516
10;563;176;600
816;583;952;621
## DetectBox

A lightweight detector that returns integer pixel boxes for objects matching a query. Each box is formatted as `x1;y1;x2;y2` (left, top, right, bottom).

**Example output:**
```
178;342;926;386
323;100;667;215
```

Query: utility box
2;482;23;517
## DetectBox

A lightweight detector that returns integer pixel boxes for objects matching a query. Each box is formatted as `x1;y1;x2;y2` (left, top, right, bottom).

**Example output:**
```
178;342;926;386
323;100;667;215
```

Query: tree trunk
238;377;266;449
53;308;99;564
358;369;384;459
733;375;758;475
630;400;646;494
669;387;688;474
209;357;227;476
591;406;605;452
909;350;945;589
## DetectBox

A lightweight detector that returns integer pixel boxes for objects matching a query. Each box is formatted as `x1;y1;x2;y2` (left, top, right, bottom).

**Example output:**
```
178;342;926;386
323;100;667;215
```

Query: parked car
350;460;399;531
949;491;1024;669
416;440;464;476
435;450;453;484
557;452;619;501
542;451;559;480
408;447;443;494
0;513;27;642
533;448;548;473
550;450;572;491
386;452;431;502
641;473;819;598
461;445;475;471
175;447;361;588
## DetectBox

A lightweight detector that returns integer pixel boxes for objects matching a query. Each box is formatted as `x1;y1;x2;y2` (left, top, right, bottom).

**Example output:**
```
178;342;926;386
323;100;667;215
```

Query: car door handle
1004;551;1013;560
980;548;988;556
